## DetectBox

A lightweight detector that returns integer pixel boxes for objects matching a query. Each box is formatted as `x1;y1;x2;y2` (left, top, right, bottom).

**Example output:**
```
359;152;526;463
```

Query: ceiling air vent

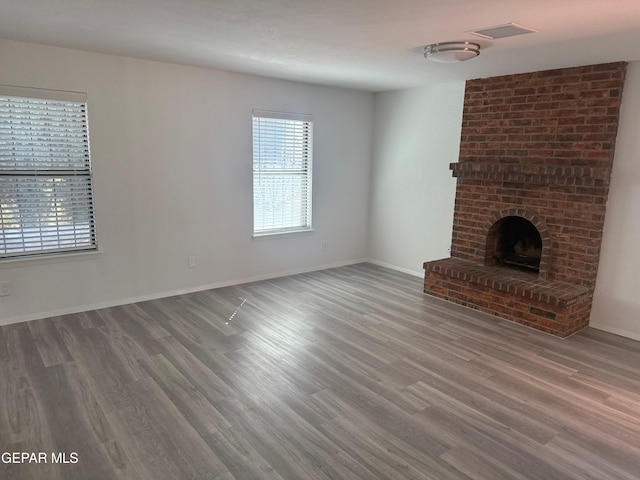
468;22;538;40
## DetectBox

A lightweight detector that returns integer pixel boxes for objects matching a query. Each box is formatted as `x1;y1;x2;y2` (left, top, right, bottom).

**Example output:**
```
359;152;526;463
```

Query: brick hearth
424;62;626;337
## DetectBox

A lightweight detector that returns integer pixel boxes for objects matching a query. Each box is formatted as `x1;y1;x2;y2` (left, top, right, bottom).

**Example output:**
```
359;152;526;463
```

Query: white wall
368;83;464;276
0;39;374;324
590;61;640;340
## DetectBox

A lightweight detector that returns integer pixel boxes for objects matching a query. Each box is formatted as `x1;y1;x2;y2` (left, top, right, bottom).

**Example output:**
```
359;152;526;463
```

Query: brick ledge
449;162;610;186
423;257;590;308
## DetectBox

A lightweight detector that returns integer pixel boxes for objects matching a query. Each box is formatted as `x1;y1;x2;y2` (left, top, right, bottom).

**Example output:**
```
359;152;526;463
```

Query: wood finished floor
2;263;640;480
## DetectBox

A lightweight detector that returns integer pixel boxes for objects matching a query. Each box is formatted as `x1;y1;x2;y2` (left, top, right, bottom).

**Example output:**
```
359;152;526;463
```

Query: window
0;85;97;259
252;110;313;236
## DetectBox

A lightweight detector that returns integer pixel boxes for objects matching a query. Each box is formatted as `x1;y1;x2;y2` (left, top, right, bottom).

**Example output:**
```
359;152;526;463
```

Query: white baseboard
588;322;640;342
0;258;368;327
365;259;424;278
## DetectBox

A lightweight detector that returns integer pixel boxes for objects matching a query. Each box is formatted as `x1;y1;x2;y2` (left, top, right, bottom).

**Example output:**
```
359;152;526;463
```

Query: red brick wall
450;62;626;289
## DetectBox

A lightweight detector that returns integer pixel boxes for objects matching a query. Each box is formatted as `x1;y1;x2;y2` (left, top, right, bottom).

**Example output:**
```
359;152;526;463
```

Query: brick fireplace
423;62;626;337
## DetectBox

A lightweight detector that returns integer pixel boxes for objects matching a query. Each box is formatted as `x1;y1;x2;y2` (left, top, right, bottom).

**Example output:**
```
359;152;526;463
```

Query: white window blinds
252;110;313;235
0;86;97;259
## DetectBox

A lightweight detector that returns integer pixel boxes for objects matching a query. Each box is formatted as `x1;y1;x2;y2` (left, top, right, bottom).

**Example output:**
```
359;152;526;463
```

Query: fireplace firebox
489;216;542;273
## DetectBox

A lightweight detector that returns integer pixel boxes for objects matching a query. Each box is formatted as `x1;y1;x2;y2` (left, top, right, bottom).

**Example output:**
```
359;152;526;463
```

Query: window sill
0;249;102;269
252;228;315;239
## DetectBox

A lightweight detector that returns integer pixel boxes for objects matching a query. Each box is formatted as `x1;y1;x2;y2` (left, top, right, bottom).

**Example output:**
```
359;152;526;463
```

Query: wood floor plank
26;319;73;367
23;363;134;480
543;434;639;480
440;445;529;480
139;353;230;437
3;263;640;479
204;425;287;480
123;377;228;479
151;335;236;402
300;349;450;458
318;409;461;480
210;394;343;480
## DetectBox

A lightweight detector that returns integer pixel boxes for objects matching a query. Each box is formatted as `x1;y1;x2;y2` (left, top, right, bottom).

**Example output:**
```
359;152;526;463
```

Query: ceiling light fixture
423;41;480;63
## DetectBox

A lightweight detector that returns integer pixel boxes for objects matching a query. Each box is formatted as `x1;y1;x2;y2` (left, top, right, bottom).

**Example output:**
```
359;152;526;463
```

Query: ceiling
2;0;640;92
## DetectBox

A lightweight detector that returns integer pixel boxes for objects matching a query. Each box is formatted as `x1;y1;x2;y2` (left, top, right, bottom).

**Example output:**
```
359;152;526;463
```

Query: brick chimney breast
424;62;627;337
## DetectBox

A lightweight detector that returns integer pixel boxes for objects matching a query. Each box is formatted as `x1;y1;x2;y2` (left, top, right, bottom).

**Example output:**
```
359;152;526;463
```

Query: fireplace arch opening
487;216;543;274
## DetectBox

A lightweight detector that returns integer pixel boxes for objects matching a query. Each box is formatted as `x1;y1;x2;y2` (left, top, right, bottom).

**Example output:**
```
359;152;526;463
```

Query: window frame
252;109;313;237
0;85;98;260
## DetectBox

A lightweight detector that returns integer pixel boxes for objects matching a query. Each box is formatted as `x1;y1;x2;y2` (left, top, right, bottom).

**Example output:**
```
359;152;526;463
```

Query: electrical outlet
187;256;196;268
0;282;10;297
322;241;328;251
